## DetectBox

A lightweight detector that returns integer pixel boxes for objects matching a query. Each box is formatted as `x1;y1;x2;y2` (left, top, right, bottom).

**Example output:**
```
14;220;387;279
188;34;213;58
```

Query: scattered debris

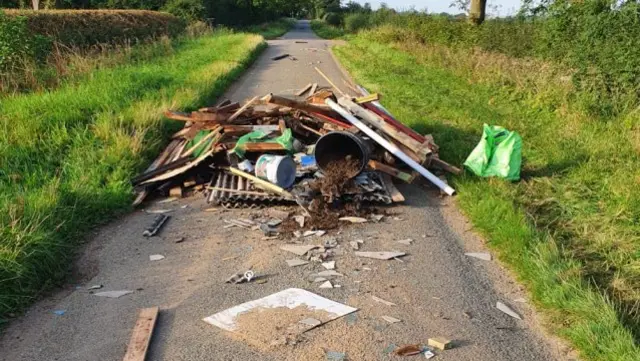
321;261;336;270
496;301;522;320
313;277;328;283
371;295;396;306
93;290;133;298
149;254;165;261
280;244;318;256
286;259;309;267
123;307;159;361
202;288;358;334
323;238;338;248
349;241;360;250
226;270;255;284
53;310;66;316
143;214;169;237
514;297;527;303
428;337;452;350
175;236;185;243
396;239;413;245
355;251;406;260
394;344;423;356
293;215;305;227
319;280;333;289
268;209;291;220
465;252;492;261
87;284;103;290
424;349;436;359
326;351;347;361
381;315;401;323
339;216;368;223
370;214;384;222
271;53;290;61
316;270;344;278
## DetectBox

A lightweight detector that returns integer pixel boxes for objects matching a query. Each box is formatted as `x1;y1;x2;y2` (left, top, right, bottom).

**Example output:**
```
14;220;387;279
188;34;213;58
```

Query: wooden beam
362;102;426;143
181;127;221;158
226;142;286;152
338;98;431;159
228;96;259;122
380;174;405;203
308;83;318;97
314;67;346;97
264;93;337;118
430;157;462;175
368;160;414;183
122;307;159;361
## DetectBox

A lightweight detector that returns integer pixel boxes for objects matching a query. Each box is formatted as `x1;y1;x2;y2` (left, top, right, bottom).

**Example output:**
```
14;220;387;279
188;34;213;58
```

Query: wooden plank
296;83;313;96
264;93;337;118
228;96;259;122
308;83;318;97
362;102;426;143
380;174;405;203
132;140;180;206
216;102;240;113
122;307;159;361
190;111;227;122
226;142;286;152
368;160;414;183
227;167;293;199
141;149;215;185
355;93;380;104
314;66;346;97
163;110;194;122
430;157;462;175
338;98;431;158
278;119;287;134
181;127;221;158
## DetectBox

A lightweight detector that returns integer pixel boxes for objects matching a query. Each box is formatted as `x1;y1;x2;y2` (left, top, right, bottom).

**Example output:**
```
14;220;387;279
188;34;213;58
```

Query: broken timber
122;307;159;361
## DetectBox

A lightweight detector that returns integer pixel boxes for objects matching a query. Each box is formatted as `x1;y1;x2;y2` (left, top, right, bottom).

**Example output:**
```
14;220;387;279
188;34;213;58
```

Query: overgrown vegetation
332;3;640;358
0;29;264;323
310;19;344;39
245;18;296;40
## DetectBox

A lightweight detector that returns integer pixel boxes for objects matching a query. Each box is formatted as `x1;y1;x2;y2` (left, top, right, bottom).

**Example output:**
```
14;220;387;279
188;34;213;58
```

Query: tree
469;0;487;24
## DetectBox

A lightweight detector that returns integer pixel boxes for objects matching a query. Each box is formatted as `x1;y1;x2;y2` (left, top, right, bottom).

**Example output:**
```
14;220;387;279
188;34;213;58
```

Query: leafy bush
162;0;205;21
310;19;344;39
344;13;369;33
0;10;51;71
323;12;342;26
2;10;185;48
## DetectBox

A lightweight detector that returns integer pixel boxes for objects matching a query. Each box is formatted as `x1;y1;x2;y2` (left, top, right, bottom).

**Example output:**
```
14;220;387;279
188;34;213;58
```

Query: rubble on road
131;80;459;227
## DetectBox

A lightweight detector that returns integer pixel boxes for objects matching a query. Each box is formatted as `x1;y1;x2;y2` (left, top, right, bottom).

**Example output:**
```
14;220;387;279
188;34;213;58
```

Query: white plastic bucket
254;155;297;188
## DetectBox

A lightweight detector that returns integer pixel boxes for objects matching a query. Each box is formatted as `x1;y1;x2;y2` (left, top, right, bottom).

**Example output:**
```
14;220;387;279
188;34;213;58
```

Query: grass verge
310;19;345;39
246;18;296;40
0;29;265;323
333;33;640;360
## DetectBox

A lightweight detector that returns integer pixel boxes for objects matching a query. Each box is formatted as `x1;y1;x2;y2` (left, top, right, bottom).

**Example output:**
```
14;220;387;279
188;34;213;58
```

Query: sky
354;0;523;16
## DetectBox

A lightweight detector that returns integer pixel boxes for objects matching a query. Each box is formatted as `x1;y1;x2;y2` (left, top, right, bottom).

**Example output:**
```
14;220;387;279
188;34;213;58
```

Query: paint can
255;155;297;188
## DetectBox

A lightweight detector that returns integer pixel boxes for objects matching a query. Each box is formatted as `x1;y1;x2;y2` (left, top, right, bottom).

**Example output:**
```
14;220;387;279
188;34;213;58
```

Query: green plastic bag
231;128;294;158
464;124;522;181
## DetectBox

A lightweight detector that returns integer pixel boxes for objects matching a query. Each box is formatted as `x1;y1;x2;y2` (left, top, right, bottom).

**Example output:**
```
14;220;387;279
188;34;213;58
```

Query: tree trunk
469;0;487;25
32;0;39;10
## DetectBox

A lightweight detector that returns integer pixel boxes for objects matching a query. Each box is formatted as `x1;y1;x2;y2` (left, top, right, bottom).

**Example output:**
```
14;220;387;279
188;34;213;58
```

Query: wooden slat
264;93;337;118
362;102;426;143
122;307;159;361
368;160;414;183
355;93;380;104
296;83;313;96
228;96;259;122
381;174;405;203
308;83;318;97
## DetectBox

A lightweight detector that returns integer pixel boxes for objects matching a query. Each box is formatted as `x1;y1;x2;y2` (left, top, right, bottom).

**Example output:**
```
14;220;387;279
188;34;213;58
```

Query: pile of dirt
312;158;360;202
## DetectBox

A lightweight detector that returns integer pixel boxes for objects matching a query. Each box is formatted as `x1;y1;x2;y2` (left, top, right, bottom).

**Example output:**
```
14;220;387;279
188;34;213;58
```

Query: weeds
310;19;344;39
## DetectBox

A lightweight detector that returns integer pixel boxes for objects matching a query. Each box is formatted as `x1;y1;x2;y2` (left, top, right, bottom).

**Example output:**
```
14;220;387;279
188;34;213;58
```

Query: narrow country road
0;21;569;361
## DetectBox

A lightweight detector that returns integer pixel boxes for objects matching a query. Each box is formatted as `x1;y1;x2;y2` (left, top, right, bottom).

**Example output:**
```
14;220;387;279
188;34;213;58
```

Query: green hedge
2;9;185;48
352;1;640;117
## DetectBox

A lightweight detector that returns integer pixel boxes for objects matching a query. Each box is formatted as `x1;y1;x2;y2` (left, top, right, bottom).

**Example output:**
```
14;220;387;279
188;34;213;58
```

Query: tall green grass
310;19;345;39
333;32;640;361
0;29;265;322
245;18;296;40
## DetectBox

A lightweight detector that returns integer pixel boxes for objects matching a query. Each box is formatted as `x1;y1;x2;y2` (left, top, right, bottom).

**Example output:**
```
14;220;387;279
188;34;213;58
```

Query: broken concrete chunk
381;315;402;323
93;290;133;298
496;302;522;320
349;241;360;250
286;259;309;267
260;223;278;236
339;217;368;223
319;280;333;289
465;252;492;261
293;215;305;228
322;261;336;270
280;244;318;256
325;351;347;361
370;214;384;222
149;254;165;261
396;239;413;245
323;238;338;248
293;231;302;238
355;251;406;260
313;277;328;283
428;337;452;350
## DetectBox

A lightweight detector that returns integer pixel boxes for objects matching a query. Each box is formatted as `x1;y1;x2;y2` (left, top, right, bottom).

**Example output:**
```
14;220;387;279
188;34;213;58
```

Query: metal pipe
326;98;455;196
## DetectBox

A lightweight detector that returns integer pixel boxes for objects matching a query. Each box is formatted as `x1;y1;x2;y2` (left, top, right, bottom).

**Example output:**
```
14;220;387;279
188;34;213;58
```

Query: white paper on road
202;288;357;332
